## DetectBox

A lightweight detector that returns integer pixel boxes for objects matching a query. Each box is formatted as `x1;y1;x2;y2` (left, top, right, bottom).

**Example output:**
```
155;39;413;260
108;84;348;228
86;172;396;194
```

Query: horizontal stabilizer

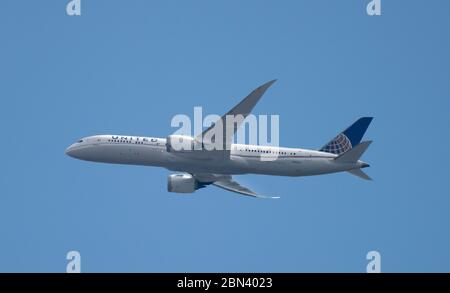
347;168;372;180
335;141;372;163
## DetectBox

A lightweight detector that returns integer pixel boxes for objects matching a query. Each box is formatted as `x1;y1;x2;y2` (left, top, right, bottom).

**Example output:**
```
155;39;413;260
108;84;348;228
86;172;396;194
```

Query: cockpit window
78;139;84;143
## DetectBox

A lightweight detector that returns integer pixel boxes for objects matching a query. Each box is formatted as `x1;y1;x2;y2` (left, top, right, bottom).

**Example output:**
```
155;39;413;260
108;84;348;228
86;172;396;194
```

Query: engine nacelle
166;135;198;153
167;174;197;193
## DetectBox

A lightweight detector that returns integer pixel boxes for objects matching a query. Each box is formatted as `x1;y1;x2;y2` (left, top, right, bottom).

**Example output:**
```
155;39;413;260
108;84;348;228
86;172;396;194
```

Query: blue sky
1;0;449;272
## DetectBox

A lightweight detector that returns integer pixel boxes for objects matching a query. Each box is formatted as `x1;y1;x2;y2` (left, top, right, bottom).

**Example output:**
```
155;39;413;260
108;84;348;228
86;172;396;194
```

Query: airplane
65;80;373;199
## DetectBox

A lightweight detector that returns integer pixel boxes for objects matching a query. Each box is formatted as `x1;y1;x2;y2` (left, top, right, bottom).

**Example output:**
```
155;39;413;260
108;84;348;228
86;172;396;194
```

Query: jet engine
167;174;197;193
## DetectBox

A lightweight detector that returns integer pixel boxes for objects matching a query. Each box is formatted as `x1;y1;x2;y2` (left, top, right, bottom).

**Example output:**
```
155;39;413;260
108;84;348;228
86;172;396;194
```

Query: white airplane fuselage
66;81;372;198
65;135;368;177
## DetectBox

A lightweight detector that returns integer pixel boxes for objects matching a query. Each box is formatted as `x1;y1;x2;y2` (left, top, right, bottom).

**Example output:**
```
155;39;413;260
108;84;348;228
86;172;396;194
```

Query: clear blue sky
1;0;449;272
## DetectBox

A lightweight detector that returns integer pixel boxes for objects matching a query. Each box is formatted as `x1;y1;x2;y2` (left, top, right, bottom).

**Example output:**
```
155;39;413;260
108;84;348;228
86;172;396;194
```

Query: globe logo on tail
321;133;352;155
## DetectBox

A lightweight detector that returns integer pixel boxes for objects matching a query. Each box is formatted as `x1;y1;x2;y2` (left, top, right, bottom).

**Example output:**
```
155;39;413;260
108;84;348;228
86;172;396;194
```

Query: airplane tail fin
320;117;373;155
335;141;372;163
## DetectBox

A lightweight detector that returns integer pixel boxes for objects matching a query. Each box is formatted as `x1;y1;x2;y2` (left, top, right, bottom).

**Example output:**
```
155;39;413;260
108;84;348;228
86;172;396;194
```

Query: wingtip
260;79;277;88
257;194;280;199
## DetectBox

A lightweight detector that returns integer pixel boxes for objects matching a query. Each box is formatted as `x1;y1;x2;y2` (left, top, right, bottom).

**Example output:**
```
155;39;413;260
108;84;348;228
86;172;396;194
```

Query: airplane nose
65;144;78;158
65;146;74;157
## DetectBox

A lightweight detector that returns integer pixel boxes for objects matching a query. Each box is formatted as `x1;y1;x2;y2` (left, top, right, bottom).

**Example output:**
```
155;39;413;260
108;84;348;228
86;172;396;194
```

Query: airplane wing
193;174;279;199
195;80;277;152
